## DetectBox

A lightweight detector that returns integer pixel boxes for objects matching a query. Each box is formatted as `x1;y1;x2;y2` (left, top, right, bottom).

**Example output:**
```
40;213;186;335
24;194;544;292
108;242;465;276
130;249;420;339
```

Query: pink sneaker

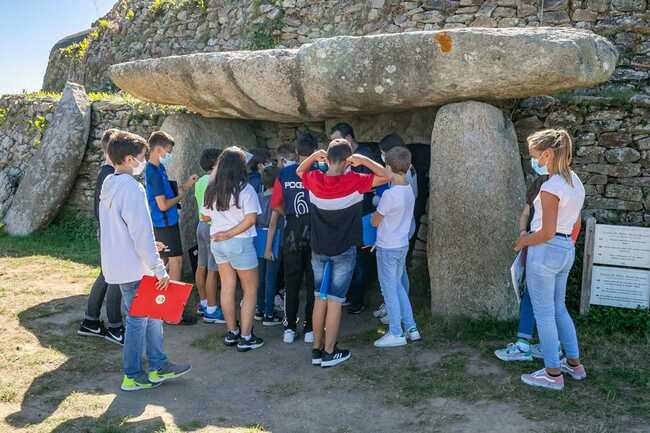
521;368;564;391
560;359;587;380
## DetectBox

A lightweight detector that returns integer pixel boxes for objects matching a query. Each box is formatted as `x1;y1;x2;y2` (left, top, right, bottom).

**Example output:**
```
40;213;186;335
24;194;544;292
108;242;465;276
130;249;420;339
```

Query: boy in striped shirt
297;138;388;367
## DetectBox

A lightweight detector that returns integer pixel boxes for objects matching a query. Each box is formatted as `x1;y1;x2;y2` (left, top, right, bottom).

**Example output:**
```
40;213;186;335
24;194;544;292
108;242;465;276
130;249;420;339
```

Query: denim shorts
210;236;258;270
312;246;356;303
196;221;217;272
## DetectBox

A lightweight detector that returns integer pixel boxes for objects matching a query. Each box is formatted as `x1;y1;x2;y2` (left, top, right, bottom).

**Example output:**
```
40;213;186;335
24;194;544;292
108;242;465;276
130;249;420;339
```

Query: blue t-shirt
144;162;179;227
249;171;262;194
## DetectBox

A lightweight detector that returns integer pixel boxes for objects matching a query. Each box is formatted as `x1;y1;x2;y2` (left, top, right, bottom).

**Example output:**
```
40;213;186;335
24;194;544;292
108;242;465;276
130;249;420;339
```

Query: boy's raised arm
296;150;327;178
348;154;389;187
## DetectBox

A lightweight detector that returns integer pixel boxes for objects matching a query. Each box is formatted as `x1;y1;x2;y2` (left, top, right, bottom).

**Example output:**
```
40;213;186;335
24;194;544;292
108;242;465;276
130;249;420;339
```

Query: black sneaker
254;310;264;321
347;305;366;315
237;335;265;352
224;329;240;346
77;319;106;338
321;347;351;368
311;349;323;366
105;326;124;346
262;314;283;327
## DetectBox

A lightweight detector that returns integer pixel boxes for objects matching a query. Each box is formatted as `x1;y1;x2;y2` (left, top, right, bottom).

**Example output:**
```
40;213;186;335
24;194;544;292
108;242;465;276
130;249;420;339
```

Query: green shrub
0;108;8;128
246;15;285;50
149;0;206;15
59;19;113;62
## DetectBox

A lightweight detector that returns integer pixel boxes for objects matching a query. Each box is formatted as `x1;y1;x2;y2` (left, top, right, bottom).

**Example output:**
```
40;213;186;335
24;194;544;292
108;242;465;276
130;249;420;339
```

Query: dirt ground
1;254;648;433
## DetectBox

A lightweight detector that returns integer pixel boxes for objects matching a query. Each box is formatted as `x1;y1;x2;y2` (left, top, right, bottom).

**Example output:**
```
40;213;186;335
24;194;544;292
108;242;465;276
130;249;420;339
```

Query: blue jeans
312;246;356;303
120;281;168;378
526;236;579;369
376;246;416;336
257;258;280;317
517;286;536;340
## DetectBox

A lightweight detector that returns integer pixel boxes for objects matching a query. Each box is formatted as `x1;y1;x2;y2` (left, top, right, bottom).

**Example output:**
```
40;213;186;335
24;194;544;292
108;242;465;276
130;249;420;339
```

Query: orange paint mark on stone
435;32;453;53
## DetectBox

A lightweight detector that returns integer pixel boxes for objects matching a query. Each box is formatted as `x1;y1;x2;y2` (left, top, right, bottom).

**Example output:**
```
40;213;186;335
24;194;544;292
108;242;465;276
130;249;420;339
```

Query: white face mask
131;157;146;176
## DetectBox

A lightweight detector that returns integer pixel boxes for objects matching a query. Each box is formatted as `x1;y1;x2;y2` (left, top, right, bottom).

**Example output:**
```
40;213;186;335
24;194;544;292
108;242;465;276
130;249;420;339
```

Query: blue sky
0;0;115;95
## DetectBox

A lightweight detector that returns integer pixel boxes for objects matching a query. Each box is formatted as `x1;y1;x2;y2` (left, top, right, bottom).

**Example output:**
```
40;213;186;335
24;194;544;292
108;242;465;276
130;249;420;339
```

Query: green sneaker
120;375;161;392
148;361;192;384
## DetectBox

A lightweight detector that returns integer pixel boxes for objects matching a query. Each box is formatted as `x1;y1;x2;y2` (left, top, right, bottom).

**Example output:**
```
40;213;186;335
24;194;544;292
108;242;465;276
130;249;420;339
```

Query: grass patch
189;332;230;354
339;306;650;431
0;210;98;265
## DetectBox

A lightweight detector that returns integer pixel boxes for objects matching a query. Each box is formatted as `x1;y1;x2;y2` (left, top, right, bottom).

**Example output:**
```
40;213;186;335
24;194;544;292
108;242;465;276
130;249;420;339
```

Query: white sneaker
304;331;314;344
283;329;296;344
374;333;407;348
372;303;387;318
406;327;422;342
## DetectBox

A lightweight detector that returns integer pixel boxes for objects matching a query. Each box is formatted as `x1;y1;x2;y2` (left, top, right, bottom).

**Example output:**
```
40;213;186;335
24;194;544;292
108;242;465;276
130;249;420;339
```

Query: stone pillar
160;113;257;273
4;82;91;236
428;101;525;319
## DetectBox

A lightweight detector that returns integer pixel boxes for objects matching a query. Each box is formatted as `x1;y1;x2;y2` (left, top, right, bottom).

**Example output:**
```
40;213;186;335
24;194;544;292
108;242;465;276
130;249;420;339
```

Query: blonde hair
527;128;574;187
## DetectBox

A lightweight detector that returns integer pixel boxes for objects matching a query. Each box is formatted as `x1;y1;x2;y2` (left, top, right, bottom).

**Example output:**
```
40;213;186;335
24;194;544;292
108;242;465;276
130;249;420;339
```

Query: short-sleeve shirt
144;162;178;228
271;163;311;216
203;183;262;238
376;185;415;249
194;174;210;220
530;172;585;235
302;170;374;256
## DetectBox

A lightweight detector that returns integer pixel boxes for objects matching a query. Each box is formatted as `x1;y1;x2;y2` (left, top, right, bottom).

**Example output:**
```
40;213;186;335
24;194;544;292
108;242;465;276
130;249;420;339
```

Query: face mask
132;157;146;176
161;152;173;166
317;161;329;172
531;157;548;176
282;159;297;167
381;153;386;163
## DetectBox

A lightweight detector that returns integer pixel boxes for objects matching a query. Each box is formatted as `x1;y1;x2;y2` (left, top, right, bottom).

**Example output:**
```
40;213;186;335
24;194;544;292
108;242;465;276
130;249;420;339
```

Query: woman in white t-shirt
204;147;263;352
514;129;586;391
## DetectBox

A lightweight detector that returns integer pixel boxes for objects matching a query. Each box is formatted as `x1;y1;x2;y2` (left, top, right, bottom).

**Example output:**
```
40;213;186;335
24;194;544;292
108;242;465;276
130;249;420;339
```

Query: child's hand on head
346;154;365;167
313;149;328;162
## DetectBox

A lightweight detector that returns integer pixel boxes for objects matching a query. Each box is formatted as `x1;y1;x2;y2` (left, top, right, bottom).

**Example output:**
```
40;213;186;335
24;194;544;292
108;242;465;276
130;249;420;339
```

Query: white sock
241;335;251;340
200;299;208;308
206;305;217;314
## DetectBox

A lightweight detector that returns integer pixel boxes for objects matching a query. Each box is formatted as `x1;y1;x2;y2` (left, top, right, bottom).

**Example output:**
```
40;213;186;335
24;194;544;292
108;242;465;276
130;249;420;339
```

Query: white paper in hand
510;251;525;304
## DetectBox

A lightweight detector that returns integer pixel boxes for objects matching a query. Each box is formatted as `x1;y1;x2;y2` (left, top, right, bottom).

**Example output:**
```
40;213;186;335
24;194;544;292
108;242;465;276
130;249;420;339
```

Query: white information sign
593;224;650;269
590;266;650;310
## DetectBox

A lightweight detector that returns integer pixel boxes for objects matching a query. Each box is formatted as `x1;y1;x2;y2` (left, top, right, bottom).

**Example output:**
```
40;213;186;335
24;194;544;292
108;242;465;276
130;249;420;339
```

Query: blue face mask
531;158;548;176
161;152;173;166
316;161;329;172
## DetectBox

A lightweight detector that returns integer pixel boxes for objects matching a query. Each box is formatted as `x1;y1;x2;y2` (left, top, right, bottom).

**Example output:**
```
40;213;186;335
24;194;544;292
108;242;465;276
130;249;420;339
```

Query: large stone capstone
4;82;91;236
110;28;617;122
428;101;525;320
160;113;257;270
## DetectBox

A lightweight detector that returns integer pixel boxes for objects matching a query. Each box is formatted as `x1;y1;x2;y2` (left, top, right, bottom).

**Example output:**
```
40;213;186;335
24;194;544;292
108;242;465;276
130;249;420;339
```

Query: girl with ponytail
514;129;586;391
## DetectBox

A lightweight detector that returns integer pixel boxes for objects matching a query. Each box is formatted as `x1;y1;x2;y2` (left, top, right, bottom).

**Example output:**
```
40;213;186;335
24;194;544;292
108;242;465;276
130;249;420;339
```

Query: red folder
128;275;193;323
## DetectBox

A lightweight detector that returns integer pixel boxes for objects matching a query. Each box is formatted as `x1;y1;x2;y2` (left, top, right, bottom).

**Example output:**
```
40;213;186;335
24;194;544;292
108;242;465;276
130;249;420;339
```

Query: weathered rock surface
428;101;525;319
160;113;257;271
4;82;91;236
110;28;618;122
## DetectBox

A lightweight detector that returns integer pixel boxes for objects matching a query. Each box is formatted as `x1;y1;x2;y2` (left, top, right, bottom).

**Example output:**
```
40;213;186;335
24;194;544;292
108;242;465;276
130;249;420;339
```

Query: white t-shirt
376;185;415;249
530;172;585;235
203;183;262;238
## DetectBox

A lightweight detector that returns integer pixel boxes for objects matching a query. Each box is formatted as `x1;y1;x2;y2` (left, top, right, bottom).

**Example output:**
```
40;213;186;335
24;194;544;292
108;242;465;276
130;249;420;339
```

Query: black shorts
154;224;183;258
